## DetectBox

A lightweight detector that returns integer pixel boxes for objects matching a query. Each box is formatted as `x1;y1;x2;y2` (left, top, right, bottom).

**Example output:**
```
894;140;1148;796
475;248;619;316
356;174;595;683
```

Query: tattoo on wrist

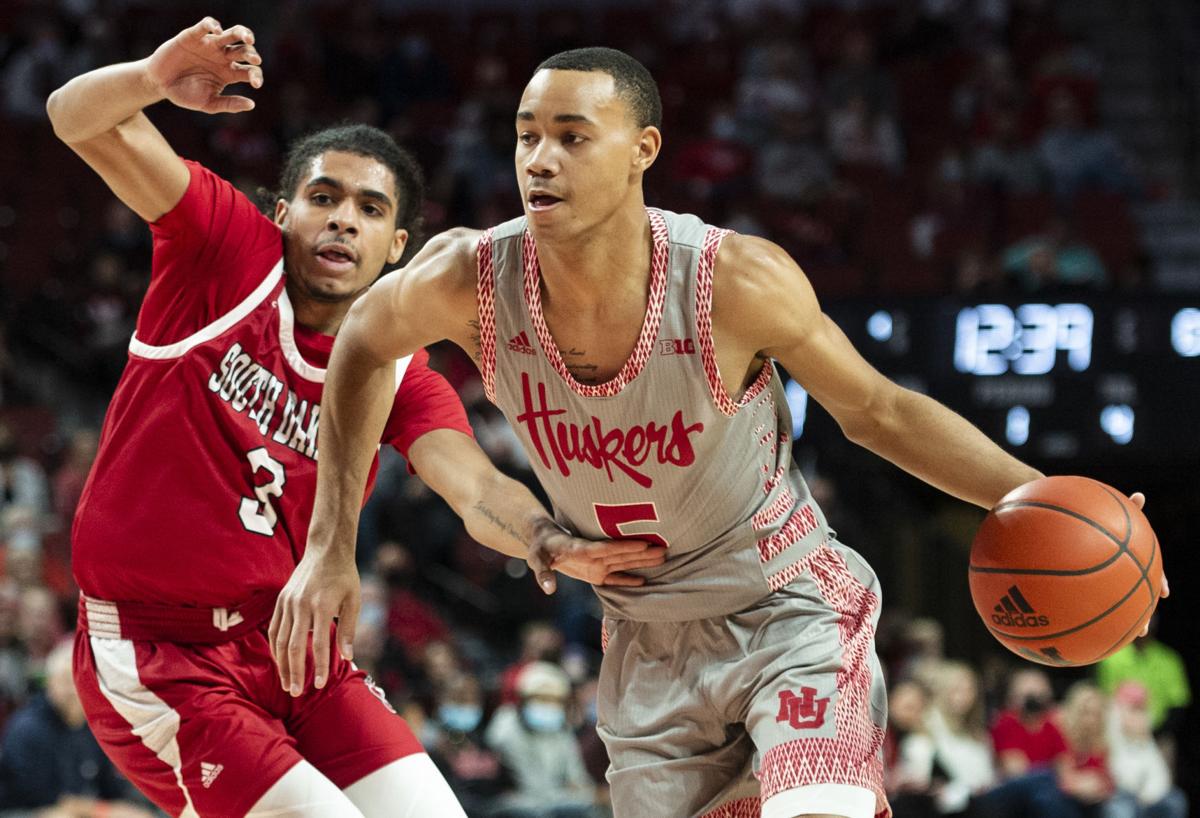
473;500;527;546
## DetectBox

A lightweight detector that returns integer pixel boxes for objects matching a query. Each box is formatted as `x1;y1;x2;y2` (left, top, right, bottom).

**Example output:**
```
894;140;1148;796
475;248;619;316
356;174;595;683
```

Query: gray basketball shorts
597;541;891;818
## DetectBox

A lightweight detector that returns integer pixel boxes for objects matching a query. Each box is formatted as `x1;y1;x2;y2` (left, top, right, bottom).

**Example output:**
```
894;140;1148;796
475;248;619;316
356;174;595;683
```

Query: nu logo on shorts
776;686;830;730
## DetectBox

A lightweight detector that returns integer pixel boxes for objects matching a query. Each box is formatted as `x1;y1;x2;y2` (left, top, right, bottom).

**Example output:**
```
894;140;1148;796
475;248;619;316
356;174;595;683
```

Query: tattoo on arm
472;500;528;546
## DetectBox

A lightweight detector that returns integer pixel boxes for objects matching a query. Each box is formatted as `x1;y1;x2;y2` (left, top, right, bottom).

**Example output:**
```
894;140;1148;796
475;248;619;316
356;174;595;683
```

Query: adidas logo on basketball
992;585;1049;627
507;331;536;355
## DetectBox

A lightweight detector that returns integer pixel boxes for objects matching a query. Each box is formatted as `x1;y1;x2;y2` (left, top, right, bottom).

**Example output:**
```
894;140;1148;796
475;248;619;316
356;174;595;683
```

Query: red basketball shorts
73;624;422;817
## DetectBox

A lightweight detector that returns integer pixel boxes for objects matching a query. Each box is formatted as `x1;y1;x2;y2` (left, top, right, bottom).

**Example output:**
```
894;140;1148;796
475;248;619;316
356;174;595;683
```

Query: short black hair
536;47;662;129
273;124;425;261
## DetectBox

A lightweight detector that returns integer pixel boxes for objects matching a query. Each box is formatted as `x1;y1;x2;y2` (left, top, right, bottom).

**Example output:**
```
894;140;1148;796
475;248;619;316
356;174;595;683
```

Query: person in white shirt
1105;682;1187;818
922;661;998;815
485;662;598;818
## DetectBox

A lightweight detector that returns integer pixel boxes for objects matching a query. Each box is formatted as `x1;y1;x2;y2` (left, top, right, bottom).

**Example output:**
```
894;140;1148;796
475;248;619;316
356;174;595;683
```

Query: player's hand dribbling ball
968;476;1164;667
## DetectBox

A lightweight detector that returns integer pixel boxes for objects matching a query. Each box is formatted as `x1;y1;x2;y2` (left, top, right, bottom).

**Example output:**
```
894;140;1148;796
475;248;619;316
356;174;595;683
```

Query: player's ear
633;126;661;173
273;198;289;227
387;228;409;265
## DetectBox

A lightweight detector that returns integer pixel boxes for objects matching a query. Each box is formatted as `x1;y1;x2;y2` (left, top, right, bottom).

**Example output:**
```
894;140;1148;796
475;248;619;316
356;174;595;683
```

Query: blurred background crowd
0;0;1196;816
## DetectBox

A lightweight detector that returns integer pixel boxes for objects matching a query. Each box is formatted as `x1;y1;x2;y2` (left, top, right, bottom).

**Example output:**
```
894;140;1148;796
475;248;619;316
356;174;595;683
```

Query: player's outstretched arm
270;229;479;695
46;17;262;221
715;234;1043;509
408;430;667;594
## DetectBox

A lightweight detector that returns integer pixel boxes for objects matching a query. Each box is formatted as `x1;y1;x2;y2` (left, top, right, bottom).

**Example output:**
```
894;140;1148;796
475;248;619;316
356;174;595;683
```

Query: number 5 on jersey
239;447;286;535
593;502;669;549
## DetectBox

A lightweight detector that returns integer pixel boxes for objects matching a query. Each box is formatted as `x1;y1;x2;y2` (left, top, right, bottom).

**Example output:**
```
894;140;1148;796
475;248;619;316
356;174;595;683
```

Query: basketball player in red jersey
281;49;1167;818
48;21;663;818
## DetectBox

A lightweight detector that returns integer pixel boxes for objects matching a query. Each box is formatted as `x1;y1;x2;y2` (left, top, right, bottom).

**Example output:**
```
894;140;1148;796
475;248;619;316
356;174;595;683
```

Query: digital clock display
805;297;1200;462
953;303;1093;375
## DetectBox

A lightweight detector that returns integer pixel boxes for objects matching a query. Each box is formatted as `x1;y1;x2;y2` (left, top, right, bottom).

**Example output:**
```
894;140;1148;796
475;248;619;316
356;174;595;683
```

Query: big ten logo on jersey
207;342;320;460
658;337;696;356
515;372;704;489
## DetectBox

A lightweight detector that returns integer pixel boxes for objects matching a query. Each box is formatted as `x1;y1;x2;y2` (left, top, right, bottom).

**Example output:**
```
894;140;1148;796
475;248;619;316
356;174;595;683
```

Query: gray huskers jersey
478;209;831;622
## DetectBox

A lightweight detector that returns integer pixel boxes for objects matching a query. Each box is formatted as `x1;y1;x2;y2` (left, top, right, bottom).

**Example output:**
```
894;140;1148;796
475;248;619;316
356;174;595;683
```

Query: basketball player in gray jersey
275;48;1162;818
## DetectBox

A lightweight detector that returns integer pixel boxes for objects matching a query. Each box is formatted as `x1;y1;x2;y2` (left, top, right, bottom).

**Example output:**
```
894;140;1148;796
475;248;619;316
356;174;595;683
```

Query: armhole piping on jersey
477;228;498;402
695;227;774;417
128;259;284;360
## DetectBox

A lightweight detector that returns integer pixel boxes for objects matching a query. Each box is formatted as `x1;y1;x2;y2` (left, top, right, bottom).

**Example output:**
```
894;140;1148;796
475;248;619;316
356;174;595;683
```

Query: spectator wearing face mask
990;668;1066;777
485;662;599;818
976;668;1071;817
426;673;514;818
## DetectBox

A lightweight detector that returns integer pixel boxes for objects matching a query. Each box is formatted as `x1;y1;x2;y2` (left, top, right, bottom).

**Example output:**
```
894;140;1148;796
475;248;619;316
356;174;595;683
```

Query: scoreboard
789;297;1199;463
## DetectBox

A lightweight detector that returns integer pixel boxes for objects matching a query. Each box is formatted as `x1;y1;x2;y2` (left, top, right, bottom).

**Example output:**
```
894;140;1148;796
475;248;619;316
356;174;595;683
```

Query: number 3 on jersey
593;502;669;549
239;447;286;535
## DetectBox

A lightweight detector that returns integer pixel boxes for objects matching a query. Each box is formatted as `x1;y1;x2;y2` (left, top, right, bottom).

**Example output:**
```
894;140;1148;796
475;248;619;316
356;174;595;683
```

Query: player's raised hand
269;546;361;696
145;17;263;114
527;520;667;594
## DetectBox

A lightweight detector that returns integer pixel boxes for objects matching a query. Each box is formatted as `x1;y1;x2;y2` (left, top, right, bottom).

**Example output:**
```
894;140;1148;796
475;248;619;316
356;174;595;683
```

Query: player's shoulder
390;227;484;301
708;232;820;348
430;226;485;256
418;226;484;276
156;158;277;236
714;232;793;274
712;233;812;306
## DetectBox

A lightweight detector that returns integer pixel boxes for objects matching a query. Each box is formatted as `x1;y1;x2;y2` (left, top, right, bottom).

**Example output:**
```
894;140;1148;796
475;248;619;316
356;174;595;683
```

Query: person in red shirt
977;668;1085;818
47;17;663;818
990;668;1068;774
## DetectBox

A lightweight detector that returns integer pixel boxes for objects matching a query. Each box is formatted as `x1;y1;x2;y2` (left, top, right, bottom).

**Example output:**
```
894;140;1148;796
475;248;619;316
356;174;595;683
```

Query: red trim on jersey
758;545;889;817
758;503;821;566
477;229;498;402
697;797;760;818
523;208;669;398
752;488;795;530
695;227;775;417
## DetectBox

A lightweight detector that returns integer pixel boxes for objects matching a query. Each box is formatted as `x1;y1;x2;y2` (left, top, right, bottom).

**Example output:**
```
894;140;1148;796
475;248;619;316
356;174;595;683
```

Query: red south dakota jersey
72;161;470;607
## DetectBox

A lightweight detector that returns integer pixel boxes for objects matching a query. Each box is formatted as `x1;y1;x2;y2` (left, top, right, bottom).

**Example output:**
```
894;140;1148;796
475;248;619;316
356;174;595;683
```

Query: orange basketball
969;476;1163;667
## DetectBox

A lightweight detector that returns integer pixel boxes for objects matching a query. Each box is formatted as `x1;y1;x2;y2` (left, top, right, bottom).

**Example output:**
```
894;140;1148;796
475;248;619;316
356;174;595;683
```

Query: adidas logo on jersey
200;762;224;788
992;585;1049;627
507;331;536;355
